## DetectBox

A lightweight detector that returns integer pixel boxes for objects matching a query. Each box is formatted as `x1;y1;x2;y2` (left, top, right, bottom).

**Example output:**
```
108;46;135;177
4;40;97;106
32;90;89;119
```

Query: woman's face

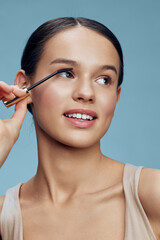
30;26;121;148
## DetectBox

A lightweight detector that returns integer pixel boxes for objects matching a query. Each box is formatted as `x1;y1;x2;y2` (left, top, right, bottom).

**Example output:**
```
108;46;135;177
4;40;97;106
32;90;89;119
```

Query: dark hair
21;17;124;114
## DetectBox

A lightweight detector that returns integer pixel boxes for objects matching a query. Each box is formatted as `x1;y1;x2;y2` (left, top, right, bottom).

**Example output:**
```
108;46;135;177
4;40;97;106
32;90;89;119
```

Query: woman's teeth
64;113;94;121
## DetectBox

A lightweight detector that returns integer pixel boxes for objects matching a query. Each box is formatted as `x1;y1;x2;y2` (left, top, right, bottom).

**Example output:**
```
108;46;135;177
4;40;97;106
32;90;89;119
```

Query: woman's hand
0;81;28;167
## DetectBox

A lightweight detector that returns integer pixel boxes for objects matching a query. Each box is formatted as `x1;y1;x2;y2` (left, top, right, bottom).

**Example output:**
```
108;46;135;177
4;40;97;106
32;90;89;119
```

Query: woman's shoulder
138;167;160;211
138;167;160;237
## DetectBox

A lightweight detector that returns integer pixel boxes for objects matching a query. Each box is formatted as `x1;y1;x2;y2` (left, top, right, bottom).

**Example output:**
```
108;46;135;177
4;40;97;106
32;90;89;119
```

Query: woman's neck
33;126;106;204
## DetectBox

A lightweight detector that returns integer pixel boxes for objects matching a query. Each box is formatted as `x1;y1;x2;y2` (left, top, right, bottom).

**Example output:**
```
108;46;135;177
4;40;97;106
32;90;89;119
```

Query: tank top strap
0;183;23;240
123;163;157;240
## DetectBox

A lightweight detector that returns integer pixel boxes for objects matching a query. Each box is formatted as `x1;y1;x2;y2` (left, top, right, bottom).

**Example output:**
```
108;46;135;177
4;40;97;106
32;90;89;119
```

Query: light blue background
0;0;160;195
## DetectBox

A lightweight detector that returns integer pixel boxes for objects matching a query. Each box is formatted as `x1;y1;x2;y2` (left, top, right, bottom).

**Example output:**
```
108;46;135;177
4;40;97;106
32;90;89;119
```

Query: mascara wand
3;68;73;108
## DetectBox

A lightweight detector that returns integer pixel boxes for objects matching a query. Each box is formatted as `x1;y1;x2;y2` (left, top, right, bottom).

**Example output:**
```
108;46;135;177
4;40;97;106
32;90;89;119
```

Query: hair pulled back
21;17;124;114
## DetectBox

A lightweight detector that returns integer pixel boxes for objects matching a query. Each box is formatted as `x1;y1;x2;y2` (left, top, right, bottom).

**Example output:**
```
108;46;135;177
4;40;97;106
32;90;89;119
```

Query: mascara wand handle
3;89;30;108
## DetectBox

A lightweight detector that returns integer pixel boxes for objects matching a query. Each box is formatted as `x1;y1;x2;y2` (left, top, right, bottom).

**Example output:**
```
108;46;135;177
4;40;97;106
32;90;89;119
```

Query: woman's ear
116;86;121;103
14;70;33;104
14;70;28;88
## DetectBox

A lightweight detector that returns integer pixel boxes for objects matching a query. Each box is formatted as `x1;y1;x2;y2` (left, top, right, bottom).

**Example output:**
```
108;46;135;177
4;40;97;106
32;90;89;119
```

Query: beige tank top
0;163;157;240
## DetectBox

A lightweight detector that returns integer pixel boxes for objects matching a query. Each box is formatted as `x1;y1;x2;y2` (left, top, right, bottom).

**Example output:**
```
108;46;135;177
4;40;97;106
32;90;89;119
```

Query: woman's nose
72;78;95;103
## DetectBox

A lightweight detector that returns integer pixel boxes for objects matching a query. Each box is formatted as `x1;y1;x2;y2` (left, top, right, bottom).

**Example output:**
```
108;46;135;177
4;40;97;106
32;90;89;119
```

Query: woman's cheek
32;83;65;113
100;93;118;120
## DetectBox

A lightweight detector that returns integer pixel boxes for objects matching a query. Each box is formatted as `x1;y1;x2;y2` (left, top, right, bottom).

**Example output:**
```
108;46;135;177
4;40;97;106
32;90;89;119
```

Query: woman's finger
0;81;13;92
0;84;27;102
11;98;28;130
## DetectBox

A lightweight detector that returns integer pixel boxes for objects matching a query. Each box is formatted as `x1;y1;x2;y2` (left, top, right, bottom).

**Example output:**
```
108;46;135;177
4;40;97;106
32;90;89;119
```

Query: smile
64;113;94;121
63;109;97;128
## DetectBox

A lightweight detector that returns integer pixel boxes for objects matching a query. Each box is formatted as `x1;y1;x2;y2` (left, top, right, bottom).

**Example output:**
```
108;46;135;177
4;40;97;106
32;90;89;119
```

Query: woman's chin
55;136;100;149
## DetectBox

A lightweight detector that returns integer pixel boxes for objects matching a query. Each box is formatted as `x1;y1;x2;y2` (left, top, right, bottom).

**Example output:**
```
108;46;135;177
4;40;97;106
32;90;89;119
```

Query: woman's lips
64;108;97;117
63;109;97;128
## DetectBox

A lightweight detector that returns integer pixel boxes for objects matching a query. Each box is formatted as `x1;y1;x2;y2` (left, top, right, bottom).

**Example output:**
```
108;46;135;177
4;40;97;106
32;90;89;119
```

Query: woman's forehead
46;26;118;52
39;26;120;74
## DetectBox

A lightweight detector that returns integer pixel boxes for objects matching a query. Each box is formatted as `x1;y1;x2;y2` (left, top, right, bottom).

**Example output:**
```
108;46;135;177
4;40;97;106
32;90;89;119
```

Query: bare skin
0;26;160;239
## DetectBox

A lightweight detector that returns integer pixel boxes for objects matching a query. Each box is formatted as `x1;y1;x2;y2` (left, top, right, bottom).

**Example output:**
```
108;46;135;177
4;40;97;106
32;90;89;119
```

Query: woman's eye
96;76;111;85
58;71;73;79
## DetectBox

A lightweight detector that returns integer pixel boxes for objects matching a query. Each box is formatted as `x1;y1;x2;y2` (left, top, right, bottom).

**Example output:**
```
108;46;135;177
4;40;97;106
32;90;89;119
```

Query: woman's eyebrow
101;65;117;75
50;58;78;66
50;58;117;75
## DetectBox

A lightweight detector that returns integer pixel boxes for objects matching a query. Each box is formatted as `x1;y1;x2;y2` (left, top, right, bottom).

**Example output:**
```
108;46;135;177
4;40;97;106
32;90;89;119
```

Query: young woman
0;17;160;240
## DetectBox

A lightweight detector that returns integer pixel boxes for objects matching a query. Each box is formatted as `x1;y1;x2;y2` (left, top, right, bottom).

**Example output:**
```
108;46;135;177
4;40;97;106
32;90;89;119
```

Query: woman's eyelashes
58;70;74;79
57;69;112;86
96;76;112;85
